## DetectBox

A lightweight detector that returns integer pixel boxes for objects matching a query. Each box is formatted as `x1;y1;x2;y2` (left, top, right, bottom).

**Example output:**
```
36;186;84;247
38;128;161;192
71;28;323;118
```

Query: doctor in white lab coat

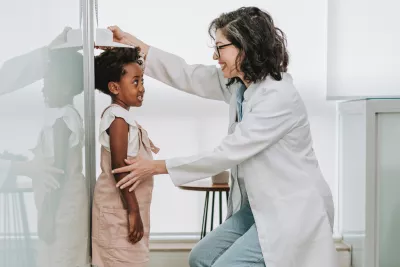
111;6;338;267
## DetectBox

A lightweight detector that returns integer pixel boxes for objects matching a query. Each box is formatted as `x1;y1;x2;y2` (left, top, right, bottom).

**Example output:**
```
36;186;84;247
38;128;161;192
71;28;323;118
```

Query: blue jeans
189;204;265;267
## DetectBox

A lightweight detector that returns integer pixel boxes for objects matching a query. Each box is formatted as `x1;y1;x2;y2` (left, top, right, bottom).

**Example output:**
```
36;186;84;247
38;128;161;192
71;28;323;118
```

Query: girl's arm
109;118;140;213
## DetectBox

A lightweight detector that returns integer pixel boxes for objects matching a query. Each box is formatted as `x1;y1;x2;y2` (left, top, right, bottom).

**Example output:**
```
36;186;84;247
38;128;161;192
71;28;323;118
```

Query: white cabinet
338;99;400;267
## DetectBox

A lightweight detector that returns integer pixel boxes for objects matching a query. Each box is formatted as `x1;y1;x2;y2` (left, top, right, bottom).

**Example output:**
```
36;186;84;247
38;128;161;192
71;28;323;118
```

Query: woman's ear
108;82;119;95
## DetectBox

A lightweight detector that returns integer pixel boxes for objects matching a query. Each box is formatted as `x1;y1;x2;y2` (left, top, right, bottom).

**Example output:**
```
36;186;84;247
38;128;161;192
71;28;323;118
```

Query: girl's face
109;63;145;108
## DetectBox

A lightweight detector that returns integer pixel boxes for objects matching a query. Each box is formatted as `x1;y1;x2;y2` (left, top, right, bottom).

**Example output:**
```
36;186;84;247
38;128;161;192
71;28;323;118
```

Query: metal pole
82;0;95;259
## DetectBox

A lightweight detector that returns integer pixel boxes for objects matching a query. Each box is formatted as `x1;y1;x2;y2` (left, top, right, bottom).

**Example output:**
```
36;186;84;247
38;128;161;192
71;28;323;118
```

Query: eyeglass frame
214;43;233;58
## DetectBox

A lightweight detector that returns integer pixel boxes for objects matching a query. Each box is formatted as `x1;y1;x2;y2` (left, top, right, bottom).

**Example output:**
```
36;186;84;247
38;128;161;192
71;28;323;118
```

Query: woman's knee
188;250;200;267
188;242;212;267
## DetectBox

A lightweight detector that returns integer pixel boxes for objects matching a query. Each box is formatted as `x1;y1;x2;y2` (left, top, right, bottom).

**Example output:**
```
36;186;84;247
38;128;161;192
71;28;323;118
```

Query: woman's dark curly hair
95;47;143;96
209;7;289;86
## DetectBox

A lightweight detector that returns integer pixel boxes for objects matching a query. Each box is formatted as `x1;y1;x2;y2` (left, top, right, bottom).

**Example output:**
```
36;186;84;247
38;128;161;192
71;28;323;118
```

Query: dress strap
135;121;160;154
100;105;112;119
100;104;120;118
148;138;160;154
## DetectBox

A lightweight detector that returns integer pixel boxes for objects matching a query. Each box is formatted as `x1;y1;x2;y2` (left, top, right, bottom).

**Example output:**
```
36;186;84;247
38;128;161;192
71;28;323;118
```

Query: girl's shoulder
99;105;137;133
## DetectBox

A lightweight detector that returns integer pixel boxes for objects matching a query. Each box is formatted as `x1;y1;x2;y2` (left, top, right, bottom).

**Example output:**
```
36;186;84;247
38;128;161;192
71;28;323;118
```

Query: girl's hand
128;210;144;244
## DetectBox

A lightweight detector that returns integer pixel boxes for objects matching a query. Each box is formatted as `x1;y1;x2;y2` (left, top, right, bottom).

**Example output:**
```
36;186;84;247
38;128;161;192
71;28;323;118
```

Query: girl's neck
112;98;130;110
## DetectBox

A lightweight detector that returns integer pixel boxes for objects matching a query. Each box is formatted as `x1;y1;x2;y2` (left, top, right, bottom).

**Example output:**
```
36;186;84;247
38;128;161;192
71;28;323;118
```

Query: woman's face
111;63;145;107
213;29;240;79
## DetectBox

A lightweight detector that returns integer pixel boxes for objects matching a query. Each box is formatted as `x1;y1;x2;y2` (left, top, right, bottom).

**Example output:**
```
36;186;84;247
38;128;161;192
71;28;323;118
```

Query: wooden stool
178;179;230;239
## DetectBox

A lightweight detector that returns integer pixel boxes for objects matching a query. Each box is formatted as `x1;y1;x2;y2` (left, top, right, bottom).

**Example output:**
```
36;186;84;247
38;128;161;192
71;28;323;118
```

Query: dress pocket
98;207;132;248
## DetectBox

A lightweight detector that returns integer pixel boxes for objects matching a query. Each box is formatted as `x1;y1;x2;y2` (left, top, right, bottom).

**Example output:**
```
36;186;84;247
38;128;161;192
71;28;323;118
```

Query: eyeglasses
214;43;233;58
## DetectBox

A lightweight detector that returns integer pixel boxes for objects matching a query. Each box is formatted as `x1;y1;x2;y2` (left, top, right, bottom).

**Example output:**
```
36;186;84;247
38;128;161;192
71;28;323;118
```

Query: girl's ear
108;82;119;95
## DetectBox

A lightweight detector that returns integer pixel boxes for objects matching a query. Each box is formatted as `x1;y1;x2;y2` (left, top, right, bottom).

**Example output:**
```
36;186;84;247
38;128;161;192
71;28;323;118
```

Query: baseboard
150;235;351;252
149;239;351;267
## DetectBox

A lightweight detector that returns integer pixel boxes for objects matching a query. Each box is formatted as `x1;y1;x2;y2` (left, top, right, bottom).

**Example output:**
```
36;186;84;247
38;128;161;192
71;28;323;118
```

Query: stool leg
201;191;209;239
226;191;229;203
219;191;222;224
18;192;32;265
210;192;215;231
204;191;209;238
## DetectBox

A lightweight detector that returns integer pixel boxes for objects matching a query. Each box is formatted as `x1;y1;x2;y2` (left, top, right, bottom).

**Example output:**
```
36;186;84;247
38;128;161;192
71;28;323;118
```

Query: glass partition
0;0;94;266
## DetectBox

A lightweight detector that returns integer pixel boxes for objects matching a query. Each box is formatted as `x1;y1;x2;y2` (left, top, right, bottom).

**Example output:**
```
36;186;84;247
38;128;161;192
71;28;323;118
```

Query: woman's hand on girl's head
108;26;132;46
107;26;150;57
108;26;126;42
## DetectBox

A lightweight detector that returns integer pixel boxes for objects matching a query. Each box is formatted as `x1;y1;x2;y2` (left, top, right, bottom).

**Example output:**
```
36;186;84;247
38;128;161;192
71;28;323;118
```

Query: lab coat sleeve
144;46;235;103
0;47;49;96
0;159;11;188
166;87;300;186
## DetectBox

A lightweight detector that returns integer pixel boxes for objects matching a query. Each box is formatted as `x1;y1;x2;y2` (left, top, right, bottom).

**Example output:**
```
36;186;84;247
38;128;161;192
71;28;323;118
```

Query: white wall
327;0;400;99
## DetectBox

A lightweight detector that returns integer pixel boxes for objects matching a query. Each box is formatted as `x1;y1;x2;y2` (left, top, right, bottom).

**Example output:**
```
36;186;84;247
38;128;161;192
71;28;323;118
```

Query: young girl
92;47;159;267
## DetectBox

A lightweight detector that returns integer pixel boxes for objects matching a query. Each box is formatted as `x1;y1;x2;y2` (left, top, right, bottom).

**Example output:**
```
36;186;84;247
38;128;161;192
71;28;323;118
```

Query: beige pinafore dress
92;105;159;267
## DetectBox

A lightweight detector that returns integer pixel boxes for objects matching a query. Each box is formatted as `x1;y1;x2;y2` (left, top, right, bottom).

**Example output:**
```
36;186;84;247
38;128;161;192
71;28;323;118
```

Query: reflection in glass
0;28;89;267
34;48;88;267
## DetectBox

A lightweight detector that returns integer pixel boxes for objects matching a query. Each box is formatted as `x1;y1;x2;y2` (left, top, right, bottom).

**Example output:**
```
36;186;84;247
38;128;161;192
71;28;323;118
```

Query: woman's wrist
124;32;149;57
139;43;150;58
153;160;168;175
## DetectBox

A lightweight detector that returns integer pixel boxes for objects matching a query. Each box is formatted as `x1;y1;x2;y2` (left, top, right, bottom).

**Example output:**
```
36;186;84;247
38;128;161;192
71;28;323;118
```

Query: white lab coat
144;47;339;267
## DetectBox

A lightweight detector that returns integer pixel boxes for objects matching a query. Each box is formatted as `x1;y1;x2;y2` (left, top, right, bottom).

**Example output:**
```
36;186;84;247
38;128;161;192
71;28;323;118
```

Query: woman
111;6;338;267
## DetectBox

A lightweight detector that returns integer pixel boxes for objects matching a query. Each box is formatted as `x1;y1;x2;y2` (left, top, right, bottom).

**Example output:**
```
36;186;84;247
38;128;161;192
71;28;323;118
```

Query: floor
150;251;190;267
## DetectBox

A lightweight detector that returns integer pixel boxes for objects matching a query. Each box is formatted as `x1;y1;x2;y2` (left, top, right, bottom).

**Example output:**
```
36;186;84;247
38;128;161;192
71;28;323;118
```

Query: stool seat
178;179;229;192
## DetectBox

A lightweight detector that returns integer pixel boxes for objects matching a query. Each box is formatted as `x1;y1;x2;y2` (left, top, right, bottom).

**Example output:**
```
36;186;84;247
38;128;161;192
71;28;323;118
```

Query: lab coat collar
243;72;293;101
243;82;258;101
